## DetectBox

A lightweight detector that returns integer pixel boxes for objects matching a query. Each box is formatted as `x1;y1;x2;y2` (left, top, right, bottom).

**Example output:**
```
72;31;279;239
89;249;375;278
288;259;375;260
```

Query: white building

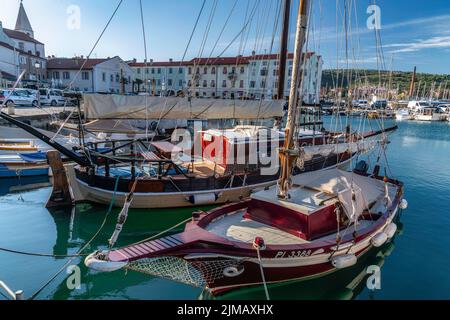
128;52;323;103
129;59;186;95
0;1;46;86
46;56;134;93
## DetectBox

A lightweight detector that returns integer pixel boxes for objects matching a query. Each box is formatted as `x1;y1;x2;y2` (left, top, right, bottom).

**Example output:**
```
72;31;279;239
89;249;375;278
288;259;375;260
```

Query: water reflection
210;217;404;300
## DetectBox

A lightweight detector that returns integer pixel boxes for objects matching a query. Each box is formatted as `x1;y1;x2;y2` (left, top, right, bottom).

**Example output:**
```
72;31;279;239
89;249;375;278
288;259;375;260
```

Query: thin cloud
387;36;450;53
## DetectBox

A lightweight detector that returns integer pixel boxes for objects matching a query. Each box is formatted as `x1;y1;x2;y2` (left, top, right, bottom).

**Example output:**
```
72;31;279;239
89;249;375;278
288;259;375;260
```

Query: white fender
331;254;357;269
400;199;408;210
384;223;397;239
84;252;127;272
371;232;388;247
187;193;218;205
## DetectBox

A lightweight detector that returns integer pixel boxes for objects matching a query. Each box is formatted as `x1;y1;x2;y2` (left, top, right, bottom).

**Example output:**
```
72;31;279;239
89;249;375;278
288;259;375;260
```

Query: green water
1;118;450;300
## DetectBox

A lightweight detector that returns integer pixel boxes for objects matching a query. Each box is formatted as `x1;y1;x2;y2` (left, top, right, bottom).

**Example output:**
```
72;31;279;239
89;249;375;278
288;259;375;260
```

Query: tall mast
409;66;416;99
278;0;310;199
277;0;291;100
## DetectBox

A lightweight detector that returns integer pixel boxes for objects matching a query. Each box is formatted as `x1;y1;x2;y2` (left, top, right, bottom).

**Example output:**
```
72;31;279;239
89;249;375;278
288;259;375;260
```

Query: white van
39;89;66;106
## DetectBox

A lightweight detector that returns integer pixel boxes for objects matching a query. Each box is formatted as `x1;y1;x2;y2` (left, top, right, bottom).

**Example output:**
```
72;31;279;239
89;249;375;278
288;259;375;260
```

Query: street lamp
35;62;41;107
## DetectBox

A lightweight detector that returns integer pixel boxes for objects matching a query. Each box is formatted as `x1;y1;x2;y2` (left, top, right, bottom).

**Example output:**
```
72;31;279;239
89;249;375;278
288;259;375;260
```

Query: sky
2;0;450;74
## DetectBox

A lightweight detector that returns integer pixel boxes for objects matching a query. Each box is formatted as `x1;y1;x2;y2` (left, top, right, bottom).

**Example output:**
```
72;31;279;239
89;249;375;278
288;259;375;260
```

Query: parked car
0;89;39;107
39;89;66;106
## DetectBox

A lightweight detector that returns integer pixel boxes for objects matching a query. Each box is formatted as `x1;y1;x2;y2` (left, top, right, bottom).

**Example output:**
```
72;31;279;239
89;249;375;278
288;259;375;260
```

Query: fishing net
125;257;244;288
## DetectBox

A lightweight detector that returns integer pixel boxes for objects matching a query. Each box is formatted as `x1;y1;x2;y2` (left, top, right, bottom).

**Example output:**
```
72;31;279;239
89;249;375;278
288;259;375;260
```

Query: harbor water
1;117;450;300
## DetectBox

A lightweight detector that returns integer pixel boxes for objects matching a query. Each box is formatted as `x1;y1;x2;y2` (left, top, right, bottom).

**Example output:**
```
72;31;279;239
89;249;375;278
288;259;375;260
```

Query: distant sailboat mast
278;0;310;199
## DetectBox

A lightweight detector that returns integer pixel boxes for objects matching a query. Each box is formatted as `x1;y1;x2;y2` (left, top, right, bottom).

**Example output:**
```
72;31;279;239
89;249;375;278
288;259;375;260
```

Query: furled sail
83;94;286;120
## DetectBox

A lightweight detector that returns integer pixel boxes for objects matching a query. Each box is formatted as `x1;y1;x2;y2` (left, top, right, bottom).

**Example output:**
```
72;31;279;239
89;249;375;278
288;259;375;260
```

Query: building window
102;72;106;82
240;67;245;74
203;80;207;87
110;74;114;82
211;67;216;75
261;80;266;88
18;42;24;51
116;74;119;82
158;79;161;85
146;68;150;74
273;69;278;76
222;80;227;88
169;68;173;74
196;67;200;74
157;68;161;74
168;79;173;86
53;71;60;79
178;67;183;74
260;69;267;76
82;71;89;80
195;80;199;87
63;72;70;80
250;81;256;88
137;68;141;74
188;80;192;87
223;67;227;75
179;79;183;87
203;67;208;75
240;80;244;88
151;68;154;74
188;67;192;75
211;80;215;87
288;68;292;76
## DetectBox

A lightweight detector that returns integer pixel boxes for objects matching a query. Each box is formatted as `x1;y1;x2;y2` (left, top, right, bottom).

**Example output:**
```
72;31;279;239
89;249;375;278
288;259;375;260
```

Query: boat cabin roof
251;185;334;215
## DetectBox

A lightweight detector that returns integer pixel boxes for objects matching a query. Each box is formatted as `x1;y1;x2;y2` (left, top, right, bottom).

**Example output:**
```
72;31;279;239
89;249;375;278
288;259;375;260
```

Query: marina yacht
395;109;414;121
414;106;447;121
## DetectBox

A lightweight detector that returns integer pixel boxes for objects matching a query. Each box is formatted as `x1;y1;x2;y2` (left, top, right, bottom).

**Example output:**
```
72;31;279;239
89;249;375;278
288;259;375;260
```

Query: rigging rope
27;176;120;300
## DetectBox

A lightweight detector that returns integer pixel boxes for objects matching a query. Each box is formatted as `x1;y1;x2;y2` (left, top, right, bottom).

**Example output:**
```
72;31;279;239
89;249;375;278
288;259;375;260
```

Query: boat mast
277;0;291;100
278;0;310;199
409;66;416;100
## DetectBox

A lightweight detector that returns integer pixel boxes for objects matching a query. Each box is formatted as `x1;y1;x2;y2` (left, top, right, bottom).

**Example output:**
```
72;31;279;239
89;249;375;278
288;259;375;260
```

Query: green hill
321;69;450;94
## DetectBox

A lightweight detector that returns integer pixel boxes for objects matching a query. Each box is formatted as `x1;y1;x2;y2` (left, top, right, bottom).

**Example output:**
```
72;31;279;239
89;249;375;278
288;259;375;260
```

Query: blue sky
2;0;450;74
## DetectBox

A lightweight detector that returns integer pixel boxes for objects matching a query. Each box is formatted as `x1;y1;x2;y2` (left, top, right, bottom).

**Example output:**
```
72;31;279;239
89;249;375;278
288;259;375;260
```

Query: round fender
331;254;357;269
84;252;127;272
371;232;388;248
400;199;408;210
384;223;397;239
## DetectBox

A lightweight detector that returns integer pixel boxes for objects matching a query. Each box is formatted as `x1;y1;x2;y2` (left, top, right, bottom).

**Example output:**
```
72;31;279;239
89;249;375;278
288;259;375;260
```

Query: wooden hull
104;181;403;296
66;155;355;209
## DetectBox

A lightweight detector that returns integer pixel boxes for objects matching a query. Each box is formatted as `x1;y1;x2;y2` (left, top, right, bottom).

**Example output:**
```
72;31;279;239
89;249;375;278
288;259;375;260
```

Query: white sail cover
83;94;286;120
292;169;386;220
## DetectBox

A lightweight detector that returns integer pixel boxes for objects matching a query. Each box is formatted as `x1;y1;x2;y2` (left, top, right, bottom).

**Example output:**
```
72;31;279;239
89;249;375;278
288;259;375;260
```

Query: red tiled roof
3;28;43;45
187;57;250;66
128;52;318;68
47;58;109;70
248;52;315;60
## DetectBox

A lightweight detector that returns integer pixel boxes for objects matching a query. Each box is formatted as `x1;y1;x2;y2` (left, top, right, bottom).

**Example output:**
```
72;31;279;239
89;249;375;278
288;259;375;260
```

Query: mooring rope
26;176;121;300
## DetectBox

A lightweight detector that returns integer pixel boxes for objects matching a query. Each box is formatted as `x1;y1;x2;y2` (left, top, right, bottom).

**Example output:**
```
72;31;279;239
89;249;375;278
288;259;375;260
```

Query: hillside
321;69;450;94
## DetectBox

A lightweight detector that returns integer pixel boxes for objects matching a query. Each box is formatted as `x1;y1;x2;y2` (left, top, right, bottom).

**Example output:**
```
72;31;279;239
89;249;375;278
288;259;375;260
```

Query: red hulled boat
85;168;404;295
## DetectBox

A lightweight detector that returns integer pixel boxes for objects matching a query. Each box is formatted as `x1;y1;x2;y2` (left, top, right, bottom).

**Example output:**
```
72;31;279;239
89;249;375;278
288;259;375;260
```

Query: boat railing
0;280;24;300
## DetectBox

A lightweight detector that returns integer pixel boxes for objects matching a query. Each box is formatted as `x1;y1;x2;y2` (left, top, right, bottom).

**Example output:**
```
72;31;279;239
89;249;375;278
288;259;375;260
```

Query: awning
83;94;286;120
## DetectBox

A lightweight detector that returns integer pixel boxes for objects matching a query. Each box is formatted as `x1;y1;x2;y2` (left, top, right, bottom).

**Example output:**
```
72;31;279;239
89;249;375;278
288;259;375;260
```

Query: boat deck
206;210;309;245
